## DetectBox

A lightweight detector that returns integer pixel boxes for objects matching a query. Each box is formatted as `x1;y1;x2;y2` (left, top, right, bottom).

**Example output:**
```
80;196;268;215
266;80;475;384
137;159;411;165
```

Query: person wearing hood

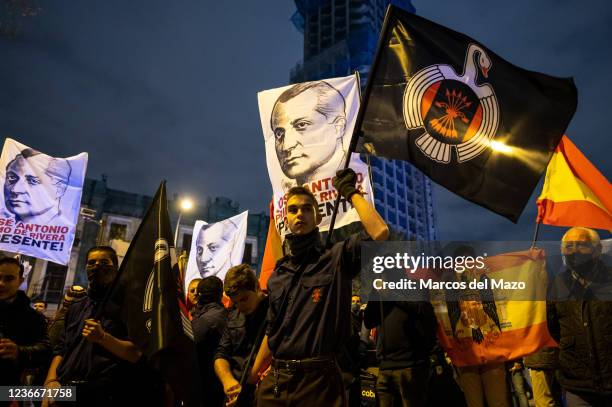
249;168;389;406
0;256;51;387
547;227;612;406
41;246;142;407
191;275;227;407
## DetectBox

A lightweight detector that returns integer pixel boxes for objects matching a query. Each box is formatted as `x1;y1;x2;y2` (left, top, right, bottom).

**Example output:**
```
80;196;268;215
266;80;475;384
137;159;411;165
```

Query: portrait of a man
3;148;72;224
194;220;238;278
270;80;347;186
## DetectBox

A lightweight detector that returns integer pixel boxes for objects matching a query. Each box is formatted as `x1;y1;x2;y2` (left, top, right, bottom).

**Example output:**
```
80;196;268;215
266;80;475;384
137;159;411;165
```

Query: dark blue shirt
266;231;369;359
191;301;227;406
214;297;268;380
191;302;227;373
54;296;130;384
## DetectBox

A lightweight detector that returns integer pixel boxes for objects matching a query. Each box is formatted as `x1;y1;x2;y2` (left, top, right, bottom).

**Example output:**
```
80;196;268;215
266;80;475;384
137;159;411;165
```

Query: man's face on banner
195;223;233;277
4;155;59;222
272;89;345;180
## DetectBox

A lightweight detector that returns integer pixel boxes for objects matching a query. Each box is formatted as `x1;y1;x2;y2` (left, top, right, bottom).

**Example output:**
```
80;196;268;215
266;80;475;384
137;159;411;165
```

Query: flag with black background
120;181;202;406
356;5;577;222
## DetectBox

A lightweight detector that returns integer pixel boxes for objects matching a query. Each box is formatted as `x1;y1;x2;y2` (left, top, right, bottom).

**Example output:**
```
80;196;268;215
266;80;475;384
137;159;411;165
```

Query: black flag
356;5;577;222
120;181;202;406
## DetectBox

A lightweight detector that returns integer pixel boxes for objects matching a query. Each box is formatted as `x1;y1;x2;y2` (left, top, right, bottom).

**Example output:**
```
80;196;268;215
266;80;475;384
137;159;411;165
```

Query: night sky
0;0;609;242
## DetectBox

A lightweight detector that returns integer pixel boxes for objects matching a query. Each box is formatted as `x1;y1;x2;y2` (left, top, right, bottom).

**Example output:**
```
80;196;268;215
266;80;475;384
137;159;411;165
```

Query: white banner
258;75;374;237
184;210;248;293
0;138;88;265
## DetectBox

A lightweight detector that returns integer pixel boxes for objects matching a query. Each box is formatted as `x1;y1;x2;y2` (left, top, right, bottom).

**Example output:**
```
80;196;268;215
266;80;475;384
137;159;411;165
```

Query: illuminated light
180;198;193;211
490;140;513;154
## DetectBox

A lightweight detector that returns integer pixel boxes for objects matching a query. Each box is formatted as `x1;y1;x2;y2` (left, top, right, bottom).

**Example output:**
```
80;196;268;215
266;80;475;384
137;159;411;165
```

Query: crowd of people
1;169;611;407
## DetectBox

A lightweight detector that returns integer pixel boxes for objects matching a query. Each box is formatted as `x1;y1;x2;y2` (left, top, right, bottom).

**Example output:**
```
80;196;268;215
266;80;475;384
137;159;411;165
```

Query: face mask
87;264;117;290
563;253;595;275
351;303;361;315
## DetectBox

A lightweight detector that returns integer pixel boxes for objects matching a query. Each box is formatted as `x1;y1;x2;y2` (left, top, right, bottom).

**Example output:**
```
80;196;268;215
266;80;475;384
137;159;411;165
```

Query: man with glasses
547;227;612;406
42;246;143;407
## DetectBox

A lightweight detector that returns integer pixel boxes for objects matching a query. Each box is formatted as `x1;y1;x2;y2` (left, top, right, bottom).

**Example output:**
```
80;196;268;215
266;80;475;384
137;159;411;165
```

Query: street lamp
174;197;194;247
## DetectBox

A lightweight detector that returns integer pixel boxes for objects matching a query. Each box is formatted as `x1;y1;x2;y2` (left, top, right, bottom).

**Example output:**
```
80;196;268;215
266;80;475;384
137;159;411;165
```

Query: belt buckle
286;359;299;372
67;379;87;386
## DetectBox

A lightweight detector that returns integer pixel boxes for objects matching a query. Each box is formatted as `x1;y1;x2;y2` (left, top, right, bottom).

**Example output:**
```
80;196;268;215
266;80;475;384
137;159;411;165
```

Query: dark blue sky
0;0;609;241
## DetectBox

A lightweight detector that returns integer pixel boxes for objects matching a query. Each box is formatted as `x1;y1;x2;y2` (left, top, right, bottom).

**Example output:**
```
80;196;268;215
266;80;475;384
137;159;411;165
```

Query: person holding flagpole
41;246;145;407
249;168;389;406
214;264;269;407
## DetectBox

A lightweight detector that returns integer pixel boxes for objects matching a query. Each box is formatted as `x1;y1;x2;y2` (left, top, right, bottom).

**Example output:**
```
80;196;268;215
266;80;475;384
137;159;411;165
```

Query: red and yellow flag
537;135;612;230
433;249;556;367
259;200;283;290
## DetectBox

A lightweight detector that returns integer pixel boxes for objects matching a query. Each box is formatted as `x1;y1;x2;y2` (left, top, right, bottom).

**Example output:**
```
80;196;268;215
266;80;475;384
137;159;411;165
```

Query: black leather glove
333;168;360;200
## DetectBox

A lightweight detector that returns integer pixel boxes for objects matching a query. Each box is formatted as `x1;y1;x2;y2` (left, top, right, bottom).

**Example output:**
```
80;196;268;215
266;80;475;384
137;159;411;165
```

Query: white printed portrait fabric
184;210;248;293
0;138;88;265
258;75;374;237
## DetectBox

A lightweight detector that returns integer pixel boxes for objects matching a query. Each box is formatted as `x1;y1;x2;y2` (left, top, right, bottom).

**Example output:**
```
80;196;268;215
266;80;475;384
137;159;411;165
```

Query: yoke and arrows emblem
403;43;500;163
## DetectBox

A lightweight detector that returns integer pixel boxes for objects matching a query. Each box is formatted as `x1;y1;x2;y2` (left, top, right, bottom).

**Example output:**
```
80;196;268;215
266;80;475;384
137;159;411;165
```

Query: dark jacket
55;295;134;385
48;308;69;351
0;290;51;385
524;347;559;370
214;297;268;381
192;301;228;362
547;260;612;395
191;301;227;407
364;296;438;370
266;231;369;359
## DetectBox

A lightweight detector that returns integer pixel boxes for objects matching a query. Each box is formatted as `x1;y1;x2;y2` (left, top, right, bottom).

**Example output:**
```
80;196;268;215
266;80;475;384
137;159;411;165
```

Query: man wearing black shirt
191;276;227;407
42;246;142;407
250;168;389;406
363;296;438;407
214;264;269;406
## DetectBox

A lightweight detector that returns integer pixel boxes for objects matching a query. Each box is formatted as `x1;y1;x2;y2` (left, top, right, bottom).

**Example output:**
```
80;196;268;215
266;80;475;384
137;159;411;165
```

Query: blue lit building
290;0;436;240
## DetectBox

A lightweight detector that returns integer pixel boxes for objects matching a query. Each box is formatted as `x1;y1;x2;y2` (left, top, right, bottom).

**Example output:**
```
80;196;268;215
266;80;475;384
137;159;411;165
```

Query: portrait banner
0;138;88;265
258;75;374;237
184;210;248;293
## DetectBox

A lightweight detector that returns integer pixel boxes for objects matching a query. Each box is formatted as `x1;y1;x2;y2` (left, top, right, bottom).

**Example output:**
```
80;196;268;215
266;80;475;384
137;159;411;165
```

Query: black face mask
351;303;361;315
563;253;596;275
284;228;321;259
87;265;117;299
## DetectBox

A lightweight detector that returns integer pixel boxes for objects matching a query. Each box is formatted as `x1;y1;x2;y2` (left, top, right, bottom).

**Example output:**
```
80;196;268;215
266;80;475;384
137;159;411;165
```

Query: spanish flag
432;249;556;367
536;136;612;230
259;200;283;289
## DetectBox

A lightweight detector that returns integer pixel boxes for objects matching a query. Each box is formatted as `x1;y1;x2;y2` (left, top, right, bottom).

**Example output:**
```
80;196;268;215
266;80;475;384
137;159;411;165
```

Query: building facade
24;177;269;310
290;0;436;240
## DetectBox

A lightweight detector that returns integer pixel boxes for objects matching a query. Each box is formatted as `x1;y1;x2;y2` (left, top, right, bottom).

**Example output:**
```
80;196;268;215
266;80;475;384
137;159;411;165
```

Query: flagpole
235;318;268;404
63;183;164;384
324;70;362;247
93;181;166;320
531;221;541;249
323;6;394;247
